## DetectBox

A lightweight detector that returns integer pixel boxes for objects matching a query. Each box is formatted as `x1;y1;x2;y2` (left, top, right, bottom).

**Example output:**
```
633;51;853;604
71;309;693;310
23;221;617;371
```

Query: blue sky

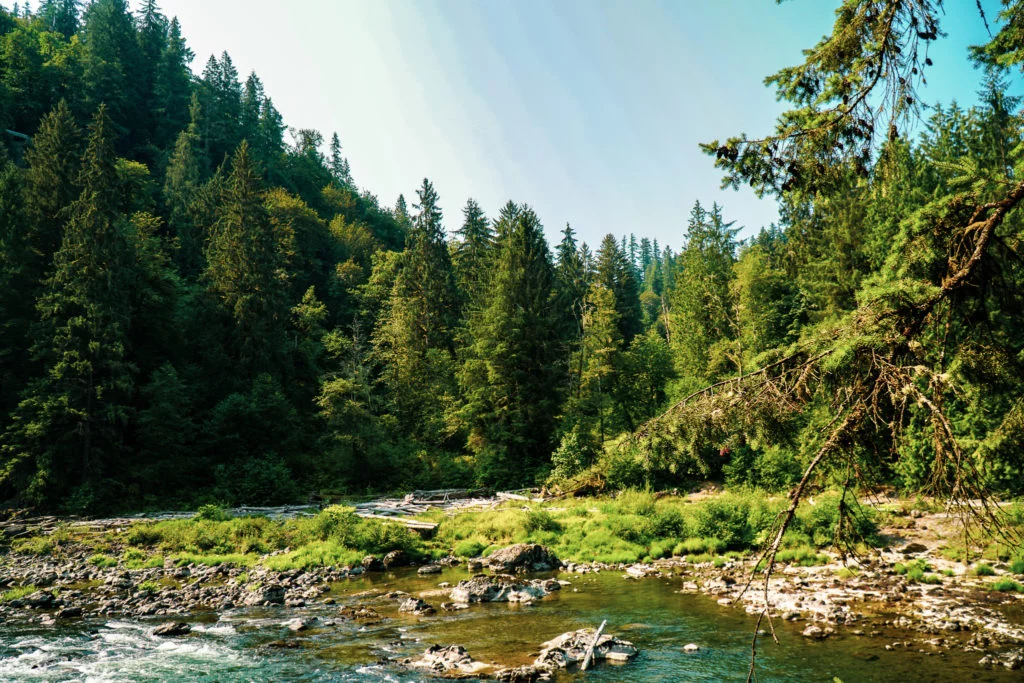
154;0;1006;249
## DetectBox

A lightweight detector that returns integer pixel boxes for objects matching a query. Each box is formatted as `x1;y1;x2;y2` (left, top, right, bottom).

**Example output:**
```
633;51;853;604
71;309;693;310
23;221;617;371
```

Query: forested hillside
1;0;1022;515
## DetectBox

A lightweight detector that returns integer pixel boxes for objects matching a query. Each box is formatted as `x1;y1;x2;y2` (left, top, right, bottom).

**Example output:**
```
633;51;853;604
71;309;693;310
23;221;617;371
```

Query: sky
152;0;1007;249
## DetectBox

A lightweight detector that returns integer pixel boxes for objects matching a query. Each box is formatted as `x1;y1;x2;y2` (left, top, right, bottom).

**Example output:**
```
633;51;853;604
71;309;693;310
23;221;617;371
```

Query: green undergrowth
427;488;879;565
6;489;885;570
1;585;36;602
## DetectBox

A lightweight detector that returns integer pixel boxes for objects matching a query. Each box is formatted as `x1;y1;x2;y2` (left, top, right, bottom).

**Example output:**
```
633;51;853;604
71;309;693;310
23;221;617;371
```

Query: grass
7;489;887;571
992;578;1024;592
835;567;859;579
1;585;36;602
87;553;118;568
974;563;996;577
1011;554;1024;575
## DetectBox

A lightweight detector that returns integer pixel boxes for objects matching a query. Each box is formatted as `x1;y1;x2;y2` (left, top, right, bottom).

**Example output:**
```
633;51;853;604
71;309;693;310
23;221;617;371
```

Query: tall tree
1;106;136;508
204;141;288;377
594;233;642;343
458;203;561;485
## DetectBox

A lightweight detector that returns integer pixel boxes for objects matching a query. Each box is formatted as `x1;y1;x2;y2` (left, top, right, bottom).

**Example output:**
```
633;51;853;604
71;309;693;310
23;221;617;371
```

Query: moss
87;553;118;568
1;585;36;602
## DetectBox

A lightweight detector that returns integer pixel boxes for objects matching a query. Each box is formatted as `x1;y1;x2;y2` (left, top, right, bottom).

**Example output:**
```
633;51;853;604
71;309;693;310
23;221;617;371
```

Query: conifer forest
1;0;1024;520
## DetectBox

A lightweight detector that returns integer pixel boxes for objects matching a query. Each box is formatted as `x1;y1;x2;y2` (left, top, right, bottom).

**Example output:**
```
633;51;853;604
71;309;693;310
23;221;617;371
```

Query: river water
0;566;1018;682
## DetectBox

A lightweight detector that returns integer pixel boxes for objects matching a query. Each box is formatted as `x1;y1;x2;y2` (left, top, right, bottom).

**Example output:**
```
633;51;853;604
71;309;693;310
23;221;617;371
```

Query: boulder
399;597;436;616
383;550;410;569
487;544;559;573
683;643;700;652
405;644;491;676
153;621;191;637
417;565;443;575
243;584;285;606
449;575;549;605
361;555;384;572
55;606;83;620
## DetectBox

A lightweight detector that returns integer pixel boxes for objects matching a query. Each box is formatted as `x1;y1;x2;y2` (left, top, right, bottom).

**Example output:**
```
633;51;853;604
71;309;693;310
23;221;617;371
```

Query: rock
382;550;409;569
285;617;317;632
449;575;549;605
153;621;191;637
466;560;484;573
55;606;82;619
683;643;700;652
533;628;638;671
361;555;384;572
417;565;443;575
802;625;828;640
339;605;381;622
399;597;436;616
242;584;285;606
405;644;490;676
487;544;559;573
901;542;928;555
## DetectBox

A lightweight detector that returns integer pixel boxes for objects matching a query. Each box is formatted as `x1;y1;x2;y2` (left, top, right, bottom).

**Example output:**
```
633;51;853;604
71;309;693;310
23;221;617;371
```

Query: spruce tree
458;204;561;485
1;105;135;508
594;233;642;343
204;141;288;377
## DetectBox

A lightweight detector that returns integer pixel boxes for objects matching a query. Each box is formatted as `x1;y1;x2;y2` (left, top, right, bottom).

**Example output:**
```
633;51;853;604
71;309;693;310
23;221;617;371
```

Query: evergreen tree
204;141;288;377
81;0;141;151
328;132;353;186
152;16;192;149
452;197;492;304
594;233;642;343
1;106;135;508
458;204;561;485
163;94;206;277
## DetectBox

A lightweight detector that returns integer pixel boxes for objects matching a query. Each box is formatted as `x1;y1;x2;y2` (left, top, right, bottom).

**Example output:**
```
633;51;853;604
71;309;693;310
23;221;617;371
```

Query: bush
691;497;751;550
549;427;597;483
794;492;878;548
975;563;996;577
195;504;231;522
454;539;486;558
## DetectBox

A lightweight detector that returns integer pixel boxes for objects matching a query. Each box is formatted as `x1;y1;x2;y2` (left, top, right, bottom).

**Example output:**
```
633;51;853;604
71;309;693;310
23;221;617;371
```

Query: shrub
1010;554;1024;575
691;497;751;550
524;509;561;534
454;539;486;558
195;504;231;522
974;563;996;577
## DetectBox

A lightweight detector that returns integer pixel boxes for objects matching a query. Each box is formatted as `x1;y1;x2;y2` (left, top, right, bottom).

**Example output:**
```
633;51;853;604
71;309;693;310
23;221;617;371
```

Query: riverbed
2;565;1020;682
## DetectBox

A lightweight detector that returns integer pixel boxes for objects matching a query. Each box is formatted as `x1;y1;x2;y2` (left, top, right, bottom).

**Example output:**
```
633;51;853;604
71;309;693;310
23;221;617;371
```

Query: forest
0;0;1023;516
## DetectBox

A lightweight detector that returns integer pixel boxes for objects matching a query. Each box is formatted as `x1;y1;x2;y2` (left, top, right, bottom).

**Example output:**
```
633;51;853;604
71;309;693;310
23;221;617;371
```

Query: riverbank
2;492;1024;676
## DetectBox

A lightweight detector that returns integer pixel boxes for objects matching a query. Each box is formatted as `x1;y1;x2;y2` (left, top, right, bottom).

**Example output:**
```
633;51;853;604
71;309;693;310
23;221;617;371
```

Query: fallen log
581;620;607;672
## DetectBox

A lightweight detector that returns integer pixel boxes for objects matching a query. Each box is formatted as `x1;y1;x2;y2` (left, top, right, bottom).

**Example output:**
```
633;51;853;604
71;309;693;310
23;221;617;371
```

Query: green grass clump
974;563;996;577
87;553;118;568
776;546;829;567
992;578;1023;592
12;536;55;556
1010;554;1024;575
137;580;160;593
1;585;36;602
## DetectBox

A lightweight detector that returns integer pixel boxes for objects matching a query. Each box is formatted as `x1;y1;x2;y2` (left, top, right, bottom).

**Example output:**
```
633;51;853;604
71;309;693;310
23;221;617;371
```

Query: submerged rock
487;544;559;573
152;621;191;637
418;565;443;575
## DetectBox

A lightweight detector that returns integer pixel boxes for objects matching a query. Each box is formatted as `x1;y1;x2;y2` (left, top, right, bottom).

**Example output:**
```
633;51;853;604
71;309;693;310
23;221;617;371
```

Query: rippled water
1;567;1019;682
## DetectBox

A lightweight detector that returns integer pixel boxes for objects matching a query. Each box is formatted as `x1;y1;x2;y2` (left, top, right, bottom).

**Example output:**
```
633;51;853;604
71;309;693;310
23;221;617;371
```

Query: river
0;565;1018;682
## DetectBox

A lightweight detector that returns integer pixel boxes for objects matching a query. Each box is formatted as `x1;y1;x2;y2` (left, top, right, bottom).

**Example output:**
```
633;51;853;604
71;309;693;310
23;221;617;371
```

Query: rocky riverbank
3;516;1024;675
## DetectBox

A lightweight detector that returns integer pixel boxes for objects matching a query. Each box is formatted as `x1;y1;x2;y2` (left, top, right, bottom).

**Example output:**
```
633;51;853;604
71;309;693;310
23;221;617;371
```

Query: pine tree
163;94;206;277
328;132;353;186
204;141;288;377
458;204;561;484
152;16;193;149
1;106;136;508
22;99;81;284
452;197;492;305
594;233;642;343
38;0;81;38
81;0;142;151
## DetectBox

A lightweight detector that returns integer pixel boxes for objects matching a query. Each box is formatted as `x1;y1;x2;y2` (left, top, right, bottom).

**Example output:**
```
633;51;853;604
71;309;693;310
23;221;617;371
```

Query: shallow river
0;566;1018;682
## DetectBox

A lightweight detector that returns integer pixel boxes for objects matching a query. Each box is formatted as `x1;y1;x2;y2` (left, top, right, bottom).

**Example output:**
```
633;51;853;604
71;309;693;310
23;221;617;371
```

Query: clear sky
152;0;1005;250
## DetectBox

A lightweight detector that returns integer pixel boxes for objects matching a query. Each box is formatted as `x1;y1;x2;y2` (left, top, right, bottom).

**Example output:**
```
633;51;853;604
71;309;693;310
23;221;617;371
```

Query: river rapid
1;565;1020;682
